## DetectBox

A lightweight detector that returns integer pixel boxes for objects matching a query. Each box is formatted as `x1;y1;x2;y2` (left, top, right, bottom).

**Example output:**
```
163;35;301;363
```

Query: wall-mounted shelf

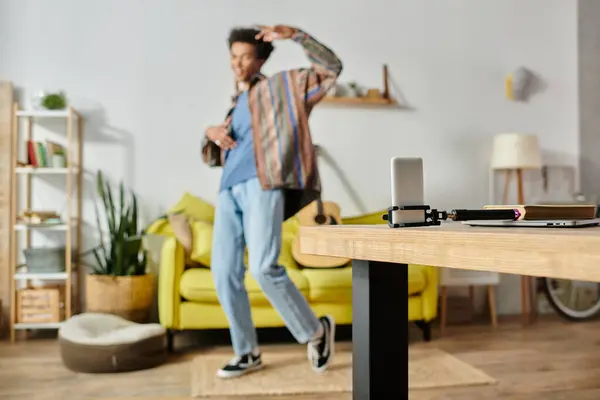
321;96;398;106
320;64;398;108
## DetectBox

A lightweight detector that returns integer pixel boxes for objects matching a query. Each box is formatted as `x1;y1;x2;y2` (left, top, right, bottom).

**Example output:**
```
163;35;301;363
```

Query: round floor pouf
58;312;168;373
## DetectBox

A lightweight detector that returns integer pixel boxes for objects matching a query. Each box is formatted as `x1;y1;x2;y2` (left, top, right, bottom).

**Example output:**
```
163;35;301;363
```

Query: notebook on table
464;204;600;228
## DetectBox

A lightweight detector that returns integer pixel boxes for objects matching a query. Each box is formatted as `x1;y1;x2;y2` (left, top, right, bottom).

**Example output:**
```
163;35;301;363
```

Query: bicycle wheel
541;277;600;321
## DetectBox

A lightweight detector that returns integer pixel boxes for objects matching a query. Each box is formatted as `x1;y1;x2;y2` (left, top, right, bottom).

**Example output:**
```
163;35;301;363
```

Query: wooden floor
2;316;600;399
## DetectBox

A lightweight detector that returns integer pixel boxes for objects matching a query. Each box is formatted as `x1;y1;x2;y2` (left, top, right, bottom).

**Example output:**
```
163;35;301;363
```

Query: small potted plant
85;170;153;323
41;92;67;110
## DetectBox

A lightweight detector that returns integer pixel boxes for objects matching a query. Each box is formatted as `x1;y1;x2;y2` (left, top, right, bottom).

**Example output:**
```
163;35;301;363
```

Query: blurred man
201;24;342;378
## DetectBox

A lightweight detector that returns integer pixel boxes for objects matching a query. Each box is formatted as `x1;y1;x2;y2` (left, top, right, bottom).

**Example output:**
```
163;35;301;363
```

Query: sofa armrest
419;265;440;322
158;236;186;329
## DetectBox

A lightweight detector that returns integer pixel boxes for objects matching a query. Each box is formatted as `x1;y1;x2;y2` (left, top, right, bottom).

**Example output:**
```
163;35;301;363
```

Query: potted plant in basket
85;170;153;323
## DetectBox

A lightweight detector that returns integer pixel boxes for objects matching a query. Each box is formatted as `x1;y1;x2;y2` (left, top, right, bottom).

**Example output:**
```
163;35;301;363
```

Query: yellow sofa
148;194;439;350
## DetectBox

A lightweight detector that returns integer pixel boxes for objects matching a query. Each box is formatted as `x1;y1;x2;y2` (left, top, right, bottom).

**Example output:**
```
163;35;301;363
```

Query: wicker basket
23;247;66;273
85;274;154;323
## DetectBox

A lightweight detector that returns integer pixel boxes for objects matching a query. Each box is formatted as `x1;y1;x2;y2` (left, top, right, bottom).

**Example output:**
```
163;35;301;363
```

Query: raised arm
291;30;343;106
256;25;343;107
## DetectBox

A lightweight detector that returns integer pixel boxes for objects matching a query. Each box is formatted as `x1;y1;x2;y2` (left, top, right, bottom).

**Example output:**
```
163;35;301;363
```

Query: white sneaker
216;352;263;379
307;315;335;373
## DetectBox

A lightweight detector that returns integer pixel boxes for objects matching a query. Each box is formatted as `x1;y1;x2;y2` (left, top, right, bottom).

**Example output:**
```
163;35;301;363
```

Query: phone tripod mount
383;205;447;228
383;205;521;228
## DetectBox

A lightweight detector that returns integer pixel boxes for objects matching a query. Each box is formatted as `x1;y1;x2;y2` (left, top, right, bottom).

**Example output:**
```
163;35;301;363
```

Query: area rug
409;348;496;389
190;348;496;397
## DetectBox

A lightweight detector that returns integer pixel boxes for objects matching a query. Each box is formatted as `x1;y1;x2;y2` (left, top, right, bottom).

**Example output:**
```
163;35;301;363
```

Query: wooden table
298;222;600;399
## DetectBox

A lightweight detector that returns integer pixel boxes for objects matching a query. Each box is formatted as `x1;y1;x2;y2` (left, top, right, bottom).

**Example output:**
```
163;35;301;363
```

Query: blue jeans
212;178;321;356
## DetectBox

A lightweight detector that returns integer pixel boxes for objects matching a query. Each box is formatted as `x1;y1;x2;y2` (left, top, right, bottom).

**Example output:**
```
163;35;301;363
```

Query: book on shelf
25;140;65;168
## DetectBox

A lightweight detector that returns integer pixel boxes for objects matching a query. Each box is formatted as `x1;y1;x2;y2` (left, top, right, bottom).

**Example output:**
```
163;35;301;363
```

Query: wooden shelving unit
8;105;84;342
320;64;399;107
321;96;397;106
0;82;14;338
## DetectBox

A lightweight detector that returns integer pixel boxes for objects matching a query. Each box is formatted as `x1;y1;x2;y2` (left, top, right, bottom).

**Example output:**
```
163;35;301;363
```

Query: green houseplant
85;170;153;322
41;92;67;110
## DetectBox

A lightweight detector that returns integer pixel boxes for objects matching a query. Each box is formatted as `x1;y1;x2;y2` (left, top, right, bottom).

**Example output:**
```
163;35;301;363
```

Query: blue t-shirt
219;90;257;192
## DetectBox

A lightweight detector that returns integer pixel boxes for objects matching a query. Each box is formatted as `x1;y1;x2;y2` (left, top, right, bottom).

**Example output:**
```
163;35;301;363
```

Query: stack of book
25;140;65;168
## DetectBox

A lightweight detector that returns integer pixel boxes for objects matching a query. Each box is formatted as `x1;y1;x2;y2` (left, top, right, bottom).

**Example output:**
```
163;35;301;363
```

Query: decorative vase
345;83;360;97
85;274;154;323
30;90;47;110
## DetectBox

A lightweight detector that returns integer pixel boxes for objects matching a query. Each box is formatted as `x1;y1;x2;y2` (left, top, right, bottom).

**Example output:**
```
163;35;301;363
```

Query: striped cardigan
202;29;343;219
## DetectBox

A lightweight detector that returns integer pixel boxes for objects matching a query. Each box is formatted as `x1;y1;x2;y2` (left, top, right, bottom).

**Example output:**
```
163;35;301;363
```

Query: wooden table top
298;222;600;282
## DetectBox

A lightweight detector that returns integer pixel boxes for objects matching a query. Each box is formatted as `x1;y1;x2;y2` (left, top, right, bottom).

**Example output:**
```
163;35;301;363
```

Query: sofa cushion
169;192;215;223
341;209;387;225
179;266;310;306
279;231;300;270
146;193;215;237
282;216;300;236
408;264;428;295
168;213;194;254
185;223;300;271
189;220;214;267
301;263;428;302
301;266;352;303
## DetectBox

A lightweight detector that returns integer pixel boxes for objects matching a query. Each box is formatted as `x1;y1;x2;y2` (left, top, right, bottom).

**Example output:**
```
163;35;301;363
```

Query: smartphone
390;157;425;225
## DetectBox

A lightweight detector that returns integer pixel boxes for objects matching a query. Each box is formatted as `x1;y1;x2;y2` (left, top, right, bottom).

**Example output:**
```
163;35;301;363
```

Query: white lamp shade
490;133;542;170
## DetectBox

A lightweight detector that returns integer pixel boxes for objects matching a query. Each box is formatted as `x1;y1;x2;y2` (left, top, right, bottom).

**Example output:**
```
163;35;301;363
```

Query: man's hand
255;25;298;42
205;117;236;150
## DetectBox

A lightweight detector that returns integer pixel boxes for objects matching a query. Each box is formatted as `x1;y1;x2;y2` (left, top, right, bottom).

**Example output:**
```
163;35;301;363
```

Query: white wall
0;0;579;315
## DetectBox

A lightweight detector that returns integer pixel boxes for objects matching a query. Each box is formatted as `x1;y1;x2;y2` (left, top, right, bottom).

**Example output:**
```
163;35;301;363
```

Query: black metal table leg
352;259;409;400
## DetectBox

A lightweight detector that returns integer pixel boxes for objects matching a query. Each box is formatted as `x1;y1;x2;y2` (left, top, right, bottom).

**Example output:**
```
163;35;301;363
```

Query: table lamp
490;132;542;326
491;132;542;204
